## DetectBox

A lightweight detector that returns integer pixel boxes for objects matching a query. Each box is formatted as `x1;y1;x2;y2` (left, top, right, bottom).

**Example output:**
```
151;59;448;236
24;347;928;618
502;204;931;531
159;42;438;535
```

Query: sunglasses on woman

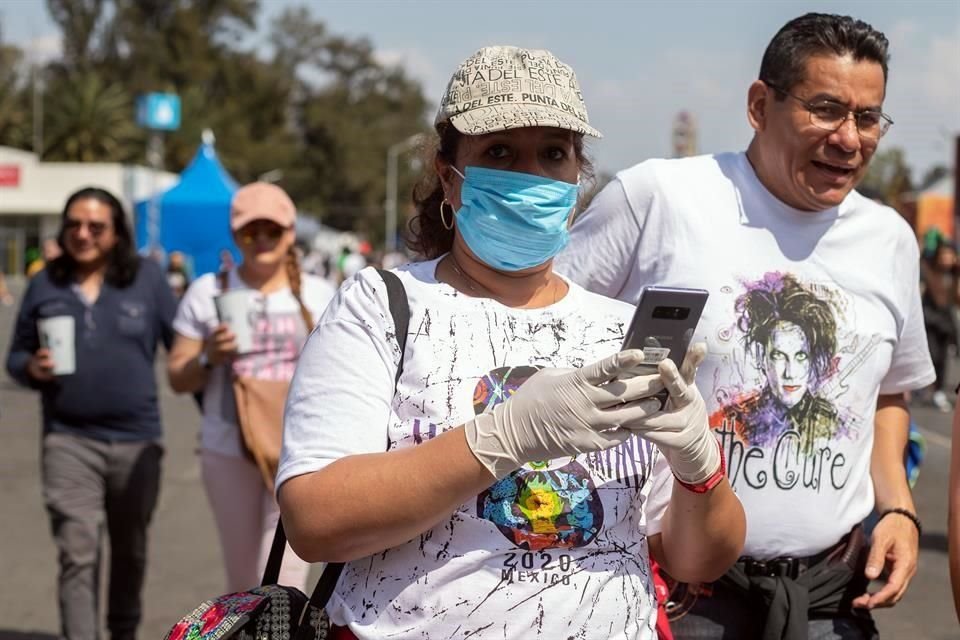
237;221;290;244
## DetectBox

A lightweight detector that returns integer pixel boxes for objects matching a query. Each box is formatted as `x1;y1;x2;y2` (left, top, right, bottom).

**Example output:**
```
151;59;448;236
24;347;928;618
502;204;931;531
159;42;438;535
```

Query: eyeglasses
763;81;893;140
238;222;289;244
63;219;111;237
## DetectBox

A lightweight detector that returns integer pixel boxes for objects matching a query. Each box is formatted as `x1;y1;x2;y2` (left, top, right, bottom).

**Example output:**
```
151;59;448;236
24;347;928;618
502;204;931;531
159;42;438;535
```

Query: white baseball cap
435;45;602;138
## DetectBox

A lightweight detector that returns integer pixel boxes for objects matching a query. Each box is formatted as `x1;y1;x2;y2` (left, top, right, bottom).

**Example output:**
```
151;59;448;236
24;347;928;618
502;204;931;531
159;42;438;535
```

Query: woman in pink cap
167;182;335;592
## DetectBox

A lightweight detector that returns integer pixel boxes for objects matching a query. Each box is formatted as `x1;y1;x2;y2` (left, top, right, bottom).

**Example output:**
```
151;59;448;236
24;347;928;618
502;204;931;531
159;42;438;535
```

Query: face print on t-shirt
474;366;604;551
708;271;882;493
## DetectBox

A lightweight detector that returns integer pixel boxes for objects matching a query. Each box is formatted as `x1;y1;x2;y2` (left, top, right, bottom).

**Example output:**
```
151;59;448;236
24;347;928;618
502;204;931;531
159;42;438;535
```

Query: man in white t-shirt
556;12;934;639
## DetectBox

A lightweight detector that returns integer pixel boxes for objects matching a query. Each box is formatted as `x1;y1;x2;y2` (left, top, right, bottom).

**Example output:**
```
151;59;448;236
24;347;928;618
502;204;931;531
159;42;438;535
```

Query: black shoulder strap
295;269;408;618
377;268;410;384
264;269;410;628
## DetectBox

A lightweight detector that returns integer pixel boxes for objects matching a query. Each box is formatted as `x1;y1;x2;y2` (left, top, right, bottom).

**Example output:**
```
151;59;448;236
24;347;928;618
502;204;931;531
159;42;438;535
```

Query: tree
295;65;430;235
268;5;327;73
42;0;266;167
47;0;105;70
42;70;141;162
0;38;32;151
26;1;433;243
268;7;430;236
860;147;913;205
98;0;258;93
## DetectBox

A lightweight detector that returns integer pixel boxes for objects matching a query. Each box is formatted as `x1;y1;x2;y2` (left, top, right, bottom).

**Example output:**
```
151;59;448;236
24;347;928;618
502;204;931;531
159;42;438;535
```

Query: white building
0;145;178;274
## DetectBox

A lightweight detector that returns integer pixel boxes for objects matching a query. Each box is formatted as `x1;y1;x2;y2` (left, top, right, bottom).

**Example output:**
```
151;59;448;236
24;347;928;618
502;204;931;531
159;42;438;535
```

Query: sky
3;0;959;179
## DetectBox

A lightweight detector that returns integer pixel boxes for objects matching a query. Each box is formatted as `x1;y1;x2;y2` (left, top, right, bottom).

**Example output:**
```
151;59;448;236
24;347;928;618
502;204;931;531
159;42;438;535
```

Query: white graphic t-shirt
278;260;673;639
556;152;935;559
173;268;336;457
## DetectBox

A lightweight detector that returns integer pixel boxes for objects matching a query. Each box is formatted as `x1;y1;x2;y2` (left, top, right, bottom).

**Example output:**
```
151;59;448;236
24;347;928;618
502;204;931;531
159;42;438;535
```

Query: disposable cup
214;290;257;354
38;316;76;376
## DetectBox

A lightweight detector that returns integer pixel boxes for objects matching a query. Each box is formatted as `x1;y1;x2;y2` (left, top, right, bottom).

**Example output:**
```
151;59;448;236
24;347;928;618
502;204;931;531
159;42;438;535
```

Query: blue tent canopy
135;141;239;276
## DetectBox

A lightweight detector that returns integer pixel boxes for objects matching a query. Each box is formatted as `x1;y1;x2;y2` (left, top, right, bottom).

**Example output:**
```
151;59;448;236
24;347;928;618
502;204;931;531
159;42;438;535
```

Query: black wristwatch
197;351;213;371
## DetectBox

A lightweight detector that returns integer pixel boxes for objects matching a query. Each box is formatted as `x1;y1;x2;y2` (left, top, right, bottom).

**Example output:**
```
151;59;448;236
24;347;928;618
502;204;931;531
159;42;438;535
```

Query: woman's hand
205;324;238;366
464;349;665;479
624;343;721;485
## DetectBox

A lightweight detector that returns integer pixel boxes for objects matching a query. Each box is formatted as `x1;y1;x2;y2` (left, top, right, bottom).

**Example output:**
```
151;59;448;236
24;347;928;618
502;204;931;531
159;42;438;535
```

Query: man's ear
746;80;770;133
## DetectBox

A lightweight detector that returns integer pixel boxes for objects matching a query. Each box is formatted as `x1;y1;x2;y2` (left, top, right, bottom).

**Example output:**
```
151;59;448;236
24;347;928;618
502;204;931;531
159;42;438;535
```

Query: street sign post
136;93;181;254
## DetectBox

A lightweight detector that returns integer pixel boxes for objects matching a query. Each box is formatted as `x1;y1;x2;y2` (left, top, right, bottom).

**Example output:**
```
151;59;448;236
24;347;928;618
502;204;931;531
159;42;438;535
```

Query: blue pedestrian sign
136;93;181;131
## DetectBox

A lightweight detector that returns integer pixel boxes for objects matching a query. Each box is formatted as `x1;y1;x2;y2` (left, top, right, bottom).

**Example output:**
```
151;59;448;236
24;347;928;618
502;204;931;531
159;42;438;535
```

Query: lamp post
32;64;44;158
385;133;423;253
26;40;48;159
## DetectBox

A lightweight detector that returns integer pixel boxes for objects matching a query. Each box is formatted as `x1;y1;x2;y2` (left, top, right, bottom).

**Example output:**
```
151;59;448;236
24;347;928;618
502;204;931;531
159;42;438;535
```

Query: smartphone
621;286;709;407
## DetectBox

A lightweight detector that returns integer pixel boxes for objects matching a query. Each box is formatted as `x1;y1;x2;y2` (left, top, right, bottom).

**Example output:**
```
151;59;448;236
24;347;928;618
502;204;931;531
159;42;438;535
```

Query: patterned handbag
164;521;343;640
165;583;330;640
165;269;409;640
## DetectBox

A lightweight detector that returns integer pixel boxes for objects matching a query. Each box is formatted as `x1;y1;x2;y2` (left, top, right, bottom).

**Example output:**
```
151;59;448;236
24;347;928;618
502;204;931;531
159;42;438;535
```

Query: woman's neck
238;261;289;293
442;244;567;309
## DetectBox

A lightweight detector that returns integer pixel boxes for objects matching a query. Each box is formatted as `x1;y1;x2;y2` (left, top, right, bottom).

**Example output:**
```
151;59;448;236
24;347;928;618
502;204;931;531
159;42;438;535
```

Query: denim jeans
670;577;878;640
42;432;163;640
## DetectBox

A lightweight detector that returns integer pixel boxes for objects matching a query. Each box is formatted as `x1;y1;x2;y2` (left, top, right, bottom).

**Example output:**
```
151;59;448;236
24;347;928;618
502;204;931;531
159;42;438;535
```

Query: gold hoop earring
439;199;454;231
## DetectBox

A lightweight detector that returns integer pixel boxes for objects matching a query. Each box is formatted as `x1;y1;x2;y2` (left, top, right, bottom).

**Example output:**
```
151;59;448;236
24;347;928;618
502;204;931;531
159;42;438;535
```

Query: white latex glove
624;343;721;486
464;349;666;480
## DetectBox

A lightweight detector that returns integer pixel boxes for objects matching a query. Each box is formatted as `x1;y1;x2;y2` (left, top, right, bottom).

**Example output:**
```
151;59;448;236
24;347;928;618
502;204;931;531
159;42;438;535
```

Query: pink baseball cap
230;182;296;231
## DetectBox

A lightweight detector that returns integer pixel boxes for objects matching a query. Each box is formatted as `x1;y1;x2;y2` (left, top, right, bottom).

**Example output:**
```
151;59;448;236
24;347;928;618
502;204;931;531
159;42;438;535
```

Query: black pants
923;302;956;392
670;579;877;639
926;327;951;392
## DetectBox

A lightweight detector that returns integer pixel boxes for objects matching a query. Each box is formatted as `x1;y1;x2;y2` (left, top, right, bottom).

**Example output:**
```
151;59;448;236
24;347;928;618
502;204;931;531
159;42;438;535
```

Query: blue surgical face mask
450;165;579;272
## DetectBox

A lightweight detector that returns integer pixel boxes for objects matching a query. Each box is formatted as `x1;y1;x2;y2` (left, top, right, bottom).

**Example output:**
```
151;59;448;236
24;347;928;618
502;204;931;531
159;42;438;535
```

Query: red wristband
674;440;726;494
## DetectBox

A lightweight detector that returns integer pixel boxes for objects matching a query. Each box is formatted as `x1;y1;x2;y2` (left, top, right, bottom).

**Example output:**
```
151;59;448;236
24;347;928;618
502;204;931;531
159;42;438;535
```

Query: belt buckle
774;557;800;579
743;557;800;579
744;558;768;576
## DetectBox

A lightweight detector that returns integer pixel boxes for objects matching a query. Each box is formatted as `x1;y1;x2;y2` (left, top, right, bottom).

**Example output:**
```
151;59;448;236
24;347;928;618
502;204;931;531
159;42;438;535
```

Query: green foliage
43;70;141;162
47;0;105;68
860;147;914;205
296;64;429;232
0;42;32;150
0;1;433;242
267;7;431;237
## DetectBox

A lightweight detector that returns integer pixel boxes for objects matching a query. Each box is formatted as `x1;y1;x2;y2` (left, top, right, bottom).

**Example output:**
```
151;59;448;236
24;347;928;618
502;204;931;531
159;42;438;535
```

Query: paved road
0;280;955;638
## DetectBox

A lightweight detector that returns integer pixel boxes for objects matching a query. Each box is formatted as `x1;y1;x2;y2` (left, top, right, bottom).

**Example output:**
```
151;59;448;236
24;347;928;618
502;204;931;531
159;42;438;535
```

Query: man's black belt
736;524;863;581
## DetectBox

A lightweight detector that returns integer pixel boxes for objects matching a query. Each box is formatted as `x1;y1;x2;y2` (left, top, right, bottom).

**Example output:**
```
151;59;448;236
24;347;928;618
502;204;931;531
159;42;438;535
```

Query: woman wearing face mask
277;46;745;640
166;182;336;593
